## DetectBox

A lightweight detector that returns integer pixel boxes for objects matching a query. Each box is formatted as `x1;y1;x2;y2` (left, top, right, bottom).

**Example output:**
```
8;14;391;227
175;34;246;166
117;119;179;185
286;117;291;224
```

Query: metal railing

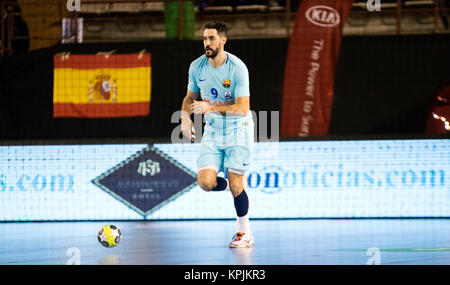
1;0;449;56
350;0;450;34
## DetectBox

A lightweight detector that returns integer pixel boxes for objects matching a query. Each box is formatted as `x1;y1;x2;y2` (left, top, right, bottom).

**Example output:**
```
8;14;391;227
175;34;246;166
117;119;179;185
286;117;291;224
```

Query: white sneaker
229;231;254;248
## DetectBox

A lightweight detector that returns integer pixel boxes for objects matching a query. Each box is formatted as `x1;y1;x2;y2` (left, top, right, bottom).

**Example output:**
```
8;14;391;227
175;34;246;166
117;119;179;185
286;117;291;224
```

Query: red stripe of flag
53;102;150;118
54;53;151;69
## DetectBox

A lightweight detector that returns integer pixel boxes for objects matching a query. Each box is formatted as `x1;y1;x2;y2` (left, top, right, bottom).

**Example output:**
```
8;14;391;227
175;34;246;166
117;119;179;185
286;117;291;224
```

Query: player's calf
228;171;248;197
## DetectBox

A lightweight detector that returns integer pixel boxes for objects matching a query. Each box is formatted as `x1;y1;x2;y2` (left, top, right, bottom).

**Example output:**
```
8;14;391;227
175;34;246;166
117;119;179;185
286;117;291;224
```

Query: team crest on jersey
222;80;231;88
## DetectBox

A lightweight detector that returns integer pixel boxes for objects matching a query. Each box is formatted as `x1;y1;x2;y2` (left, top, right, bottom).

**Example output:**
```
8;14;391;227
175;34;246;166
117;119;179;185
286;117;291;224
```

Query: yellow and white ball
98;225;122;248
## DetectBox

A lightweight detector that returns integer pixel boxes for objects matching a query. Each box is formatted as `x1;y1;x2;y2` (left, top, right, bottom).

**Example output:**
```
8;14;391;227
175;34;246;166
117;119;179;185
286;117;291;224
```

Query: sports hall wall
0;34;449;140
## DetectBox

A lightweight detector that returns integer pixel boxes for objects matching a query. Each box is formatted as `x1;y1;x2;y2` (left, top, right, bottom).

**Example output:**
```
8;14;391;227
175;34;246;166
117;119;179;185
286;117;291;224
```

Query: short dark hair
204;21;227;37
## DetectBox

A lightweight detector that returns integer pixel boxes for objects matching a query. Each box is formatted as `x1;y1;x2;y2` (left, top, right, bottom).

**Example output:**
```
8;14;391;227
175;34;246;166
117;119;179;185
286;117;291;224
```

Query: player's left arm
192;96;249;116
191;62;250;116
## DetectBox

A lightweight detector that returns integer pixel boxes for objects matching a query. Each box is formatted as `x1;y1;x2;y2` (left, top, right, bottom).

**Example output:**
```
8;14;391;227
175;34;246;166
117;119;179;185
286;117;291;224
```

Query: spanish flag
53;52;151;118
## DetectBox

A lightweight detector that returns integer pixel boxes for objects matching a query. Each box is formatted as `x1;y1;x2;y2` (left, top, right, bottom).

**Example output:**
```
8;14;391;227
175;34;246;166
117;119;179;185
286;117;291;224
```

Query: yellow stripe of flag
53;67;151;104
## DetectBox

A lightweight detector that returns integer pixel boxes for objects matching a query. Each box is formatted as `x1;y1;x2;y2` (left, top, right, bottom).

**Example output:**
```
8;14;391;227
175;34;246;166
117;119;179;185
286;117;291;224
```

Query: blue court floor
0;219;450;265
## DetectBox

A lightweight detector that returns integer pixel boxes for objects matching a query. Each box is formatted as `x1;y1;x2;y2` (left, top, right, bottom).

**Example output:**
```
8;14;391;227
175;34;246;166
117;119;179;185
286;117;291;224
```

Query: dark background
0;34;449;141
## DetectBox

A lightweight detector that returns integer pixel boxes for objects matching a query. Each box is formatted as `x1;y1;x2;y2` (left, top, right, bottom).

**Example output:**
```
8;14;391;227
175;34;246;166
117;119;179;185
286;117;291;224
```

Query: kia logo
305;5;341;28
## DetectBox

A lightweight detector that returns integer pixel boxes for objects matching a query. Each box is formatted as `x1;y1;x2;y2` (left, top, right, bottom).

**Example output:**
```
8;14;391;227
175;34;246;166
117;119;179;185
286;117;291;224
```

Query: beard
204;46;219;58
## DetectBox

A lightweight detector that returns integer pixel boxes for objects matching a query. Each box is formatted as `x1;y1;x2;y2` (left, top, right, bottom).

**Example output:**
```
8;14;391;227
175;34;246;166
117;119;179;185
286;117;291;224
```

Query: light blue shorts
197;113;254;174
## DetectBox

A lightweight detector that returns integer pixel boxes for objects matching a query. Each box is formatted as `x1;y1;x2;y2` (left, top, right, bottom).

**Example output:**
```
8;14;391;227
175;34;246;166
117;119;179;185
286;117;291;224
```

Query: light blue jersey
187;52;252;133
187;52;254;173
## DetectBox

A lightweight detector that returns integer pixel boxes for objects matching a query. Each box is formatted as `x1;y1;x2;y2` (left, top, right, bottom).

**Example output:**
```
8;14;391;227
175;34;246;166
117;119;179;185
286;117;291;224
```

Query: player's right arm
181;61;201;141
181;89;199;140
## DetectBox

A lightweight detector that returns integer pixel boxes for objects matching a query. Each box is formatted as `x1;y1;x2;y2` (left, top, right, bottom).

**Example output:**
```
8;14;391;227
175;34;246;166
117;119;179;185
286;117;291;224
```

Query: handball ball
98;225;122;248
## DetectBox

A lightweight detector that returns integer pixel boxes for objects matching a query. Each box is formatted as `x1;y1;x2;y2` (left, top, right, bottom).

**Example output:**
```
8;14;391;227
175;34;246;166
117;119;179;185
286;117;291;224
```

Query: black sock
211;176;228;191
233;190;249;217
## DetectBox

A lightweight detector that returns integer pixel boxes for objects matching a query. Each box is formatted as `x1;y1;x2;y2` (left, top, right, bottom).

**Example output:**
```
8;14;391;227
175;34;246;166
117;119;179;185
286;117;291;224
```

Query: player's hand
181;117;195;142
190;100;211;115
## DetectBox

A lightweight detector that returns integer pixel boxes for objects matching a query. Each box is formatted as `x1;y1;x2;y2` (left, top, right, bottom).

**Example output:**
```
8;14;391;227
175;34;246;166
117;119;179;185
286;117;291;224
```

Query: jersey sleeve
187;62;200;93
234;63;250;98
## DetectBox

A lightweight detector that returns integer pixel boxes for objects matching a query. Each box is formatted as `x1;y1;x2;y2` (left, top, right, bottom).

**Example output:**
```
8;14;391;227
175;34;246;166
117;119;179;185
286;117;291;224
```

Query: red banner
281;0;354;137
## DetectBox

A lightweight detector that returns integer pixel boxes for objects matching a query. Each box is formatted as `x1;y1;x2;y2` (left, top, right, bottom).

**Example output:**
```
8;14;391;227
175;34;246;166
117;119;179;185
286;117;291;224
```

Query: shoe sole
229;241;255;248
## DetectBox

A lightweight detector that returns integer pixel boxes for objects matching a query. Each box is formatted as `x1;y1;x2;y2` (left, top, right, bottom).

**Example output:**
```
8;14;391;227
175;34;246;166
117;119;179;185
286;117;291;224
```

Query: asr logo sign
137;159;161;177
92;146;197;217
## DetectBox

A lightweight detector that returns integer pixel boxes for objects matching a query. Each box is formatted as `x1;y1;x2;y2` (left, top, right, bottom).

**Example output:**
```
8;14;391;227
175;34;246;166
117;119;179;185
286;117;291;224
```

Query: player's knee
230;187;243;198
197;176;216;191
229;180;243;193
